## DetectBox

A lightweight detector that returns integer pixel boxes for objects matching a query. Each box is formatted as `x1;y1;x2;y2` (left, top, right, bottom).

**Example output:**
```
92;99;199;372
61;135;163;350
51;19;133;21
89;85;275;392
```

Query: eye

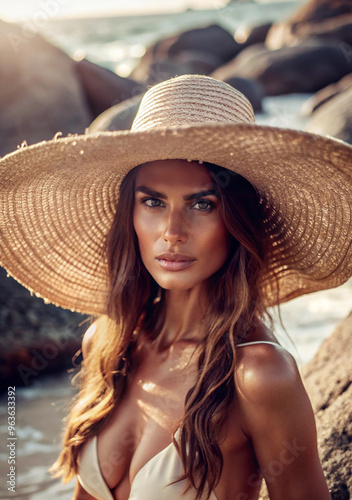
192;199;215;212
141;197;164;208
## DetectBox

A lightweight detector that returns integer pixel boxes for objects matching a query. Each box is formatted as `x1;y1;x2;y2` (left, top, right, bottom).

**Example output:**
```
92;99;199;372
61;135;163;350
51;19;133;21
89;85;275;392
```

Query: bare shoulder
235;340;303;407
233;332;331;498
82;322;97;359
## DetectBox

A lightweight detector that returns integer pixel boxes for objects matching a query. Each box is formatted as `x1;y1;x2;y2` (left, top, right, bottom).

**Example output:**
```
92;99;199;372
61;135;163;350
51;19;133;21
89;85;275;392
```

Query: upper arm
81;322;97;359
235;344;330;500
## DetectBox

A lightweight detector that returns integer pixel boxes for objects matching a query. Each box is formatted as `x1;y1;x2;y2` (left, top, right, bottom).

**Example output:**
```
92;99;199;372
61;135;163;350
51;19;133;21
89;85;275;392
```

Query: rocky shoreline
0;0;351;154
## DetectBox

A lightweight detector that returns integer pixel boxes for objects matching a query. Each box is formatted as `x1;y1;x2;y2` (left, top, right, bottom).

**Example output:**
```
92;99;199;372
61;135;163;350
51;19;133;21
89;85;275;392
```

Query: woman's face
133;159;231;291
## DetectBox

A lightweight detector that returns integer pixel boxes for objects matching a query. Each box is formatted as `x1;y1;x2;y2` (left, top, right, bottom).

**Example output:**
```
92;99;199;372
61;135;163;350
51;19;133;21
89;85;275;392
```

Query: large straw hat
1;74;352;314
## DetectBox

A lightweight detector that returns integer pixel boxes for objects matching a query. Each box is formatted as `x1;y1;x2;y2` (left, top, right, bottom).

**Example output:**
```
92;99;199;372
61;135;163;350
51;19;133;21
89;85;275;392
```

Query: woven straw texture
1;75;352;314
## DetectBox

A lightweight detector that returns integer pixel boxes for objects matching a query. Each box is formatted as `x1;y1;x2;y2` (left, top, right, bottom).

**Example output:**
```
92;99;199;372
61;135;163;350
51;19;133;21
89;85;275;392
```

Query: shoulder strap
237;340;280;348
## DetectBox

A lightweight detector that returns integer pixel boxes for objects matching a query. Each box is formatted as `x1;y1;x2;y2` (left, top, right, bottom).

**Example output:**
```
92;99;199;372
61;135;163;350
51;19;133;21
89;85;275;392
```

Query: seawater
1;2;352;498
38;1;299;76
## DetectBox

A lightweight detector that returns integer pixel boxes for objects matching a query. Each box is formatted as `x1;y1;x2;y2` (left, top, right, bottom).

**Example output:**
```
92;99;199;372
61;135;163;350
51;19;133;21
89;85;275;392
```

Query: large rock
287;0;352;22
0;268;86;393
170;49;222;75
266;0;352;49
166;24;241;62
0;19;91;156
305;85;352;144
300;73;352;116
138;52;222;86
89;94;143;132
222;77;264;112
235;22;273;46
268;15;352;48
130;24;240;84
211;39;352;96
301;312;352;498
75;58;146;118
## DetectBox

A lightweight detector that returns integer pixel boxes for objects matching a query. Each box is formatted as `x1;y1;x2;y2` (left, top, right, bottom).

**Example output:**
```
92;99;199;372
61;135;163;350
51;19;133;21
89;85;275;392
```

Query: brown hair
51;161;269;499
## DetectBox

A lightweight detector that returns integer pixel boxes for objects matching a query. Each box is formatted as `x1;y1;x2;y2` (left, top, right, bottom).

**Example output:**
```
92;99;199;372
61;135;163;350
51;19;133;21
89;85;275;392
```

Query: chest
96;343;200;493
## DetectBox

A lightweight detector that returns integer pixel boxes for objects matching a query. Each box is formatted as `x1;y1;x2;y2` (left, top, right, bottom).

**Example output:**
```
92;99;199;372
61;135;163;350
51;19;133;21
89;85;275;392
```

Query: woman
1;75;351;499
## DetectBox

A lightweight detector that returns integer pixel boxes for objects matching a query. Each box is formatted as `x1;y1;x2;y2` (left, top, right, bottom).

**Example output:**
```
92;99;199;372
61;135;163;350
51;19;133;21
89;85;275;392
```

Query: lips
156;253;195;262
156;253;196;271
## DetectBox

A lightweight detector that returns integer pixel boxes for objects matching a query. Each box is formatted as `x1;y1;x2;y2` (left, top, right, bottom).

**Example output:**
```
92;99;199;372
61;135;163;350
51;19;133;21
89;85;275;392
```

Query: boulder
266;0;352;49
288;0;352;22
223;77;264;112
268;15;352;49
172;50;223;75
0;19;91;156
75;58;146;118
140;53;222;86
88;94;143;132
0;267;86;393
301;312;352;498
305;85;352;144
300;73;352;116
129;38;176;82
130;24;241;84
211;39;352;96
166;24;241;62
235;22;273;46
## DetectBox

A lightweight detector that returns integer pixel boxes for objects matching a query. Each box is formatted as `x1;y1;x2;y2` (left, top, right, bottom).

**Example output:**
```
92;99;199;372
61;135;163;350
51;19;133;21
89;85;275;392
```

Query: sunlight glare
0;0;223;22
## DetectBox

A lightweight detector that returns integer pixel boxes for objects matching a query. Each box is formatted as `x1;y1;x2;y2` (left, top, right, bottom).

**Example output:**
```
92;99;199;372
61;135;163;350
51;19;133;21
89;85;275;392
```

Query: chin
153;274;205;292
157;280;197;291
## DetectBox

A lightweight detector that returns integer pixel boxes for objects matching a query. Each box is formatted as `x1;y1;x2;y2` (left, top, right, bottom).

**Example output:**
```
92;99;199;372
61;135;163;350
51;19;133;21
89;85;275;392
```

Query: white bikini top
77;341;281;500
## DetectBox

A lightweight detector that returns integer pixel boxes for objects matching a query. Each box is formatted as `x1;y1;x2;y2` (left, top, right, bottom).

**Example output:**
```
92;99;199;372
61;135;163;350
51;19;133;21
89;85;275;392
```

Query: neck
154;285;208;351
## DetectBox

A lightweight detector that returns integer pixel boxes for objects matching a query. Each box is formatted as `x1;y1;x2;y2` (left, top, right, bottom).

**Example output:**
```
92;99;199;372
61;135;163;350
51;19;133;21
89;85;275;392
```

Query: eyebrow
135;185;218;201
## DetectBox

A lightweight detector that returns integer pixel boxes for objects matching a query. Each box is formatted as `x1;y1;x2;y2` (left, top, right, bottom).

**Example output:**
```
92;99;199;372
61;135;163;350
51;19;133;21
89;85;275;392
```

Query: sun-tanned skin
73;160;331;500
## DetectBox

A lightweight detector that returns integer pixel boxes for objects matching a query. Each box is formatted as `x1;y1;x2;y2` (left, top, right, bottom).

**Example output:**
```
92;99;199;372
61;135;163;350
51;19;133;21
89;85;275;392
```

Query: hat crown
131;75;255;132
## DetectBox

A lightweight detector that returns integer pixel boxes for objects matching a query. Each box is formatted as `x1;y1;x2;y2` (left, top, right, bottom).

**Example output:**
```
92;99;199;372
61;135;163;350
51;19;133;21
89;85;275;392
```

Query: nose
162;209;187;244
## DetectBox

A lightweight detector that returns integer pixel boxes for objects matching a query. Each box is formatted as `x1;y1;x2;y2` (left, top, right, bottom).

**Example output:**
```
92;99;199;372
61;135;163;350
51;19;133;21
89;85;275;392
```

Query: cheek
133;211;155;258
199;218;230;262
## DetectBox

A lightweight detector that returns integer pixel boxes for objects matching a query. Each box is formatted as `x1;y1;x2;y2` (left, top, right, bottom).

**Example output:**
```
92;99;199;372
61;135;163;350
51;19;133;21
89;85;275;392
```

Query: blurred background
0;0;351;498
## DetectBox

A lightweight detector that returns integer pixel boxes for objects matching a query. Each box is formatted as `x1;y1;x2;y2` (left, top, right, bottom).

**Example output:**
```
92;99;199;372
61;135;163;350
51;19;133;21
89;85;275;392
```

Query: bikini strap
237;340;281;348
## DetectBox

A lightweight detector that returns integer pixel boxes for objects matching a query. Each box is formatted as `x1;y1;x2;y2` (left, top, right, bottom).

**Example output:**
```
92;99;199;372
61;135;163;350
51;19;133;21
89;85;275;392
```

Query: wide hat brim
1;123;352;314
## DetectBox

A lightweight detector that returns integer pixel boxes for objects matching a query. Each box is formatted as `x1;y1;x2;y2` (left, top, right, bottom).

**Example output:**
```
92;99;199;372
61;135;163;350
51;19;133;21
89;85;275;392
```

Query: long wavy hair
51;161;270;499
